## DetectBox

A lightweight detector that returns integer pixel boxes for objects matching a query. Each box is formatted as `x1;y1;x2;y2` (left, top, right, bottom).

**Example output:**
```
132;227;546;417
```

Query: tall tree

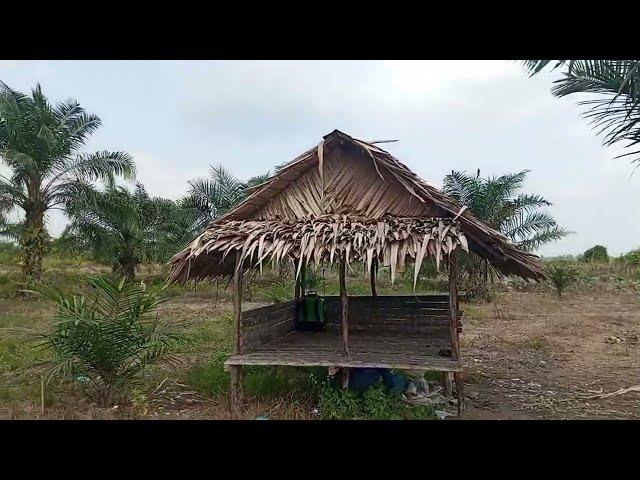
0;82;135;285
523;60;640;166
65;182;198;280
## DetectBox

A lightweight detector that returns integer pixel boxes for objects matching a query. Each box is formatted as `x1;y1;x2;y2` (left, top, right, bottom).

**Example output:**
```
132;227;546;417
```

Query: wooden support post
229;365;244;419
370;256;378;297
341;368;350;390
448;250;464;415
294;277;301;302
231;251;244;417
295;261;305;301
443;372;453;397
339;253;350;357
233;251;244;355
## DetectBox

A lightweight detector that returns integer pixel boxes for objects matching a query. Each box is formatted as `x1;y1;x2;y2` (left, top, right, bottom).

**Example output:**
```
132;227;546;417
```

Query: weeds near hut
262;281;294;303
312;375;436;420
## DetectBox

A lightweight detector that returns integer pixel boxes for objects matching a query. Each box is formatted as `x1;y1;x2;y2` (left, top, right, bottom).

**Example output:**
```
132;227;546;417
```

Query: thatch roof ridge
171;130;546;282
169;215;470;285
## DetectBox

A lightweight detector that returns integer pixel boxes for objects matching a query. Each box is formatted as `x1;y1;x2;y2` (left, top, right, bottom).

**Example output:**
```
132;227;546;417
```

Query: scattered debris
604;335;625;344
435;410;451;420
586;385;640;399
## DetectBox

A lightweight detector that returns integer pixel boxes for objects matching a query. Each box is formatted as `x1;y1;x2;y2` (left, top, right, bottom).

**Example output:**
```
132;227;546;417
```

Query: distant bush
618;249;640;267
47;233;87;258
581;245;609;263
262;281;294;303
187;351;230;397
0;242;19;265
547;263;578;298
540;255;578;263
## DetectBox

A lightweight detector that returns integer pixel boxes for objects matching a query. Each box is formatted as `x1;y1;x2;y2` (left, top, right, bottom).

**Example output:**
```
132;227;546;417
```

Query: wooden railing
239;294;462;354
239;300;296;353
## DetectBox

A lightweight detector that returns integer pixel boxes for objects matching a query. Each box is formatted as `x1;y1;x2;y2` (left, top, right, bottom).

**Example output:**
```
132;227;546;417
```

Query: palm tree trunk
19;210;46;287
122;261;136;281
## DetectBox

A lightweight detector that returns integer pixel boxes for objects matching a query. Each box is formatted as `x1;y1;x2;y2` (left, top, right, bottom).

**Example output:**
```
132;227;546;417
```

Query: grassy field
1;248;639;420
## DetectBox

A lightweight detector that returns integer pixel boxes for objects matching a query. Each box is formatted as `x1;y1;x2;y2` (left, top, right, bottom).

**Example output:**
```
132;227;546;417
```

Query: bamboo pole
340;254;351;389
448;250;464;415
294;276;301;302
370;256;378;297
295;261;305;301
339;253;350;357
233;251;243;355
229;366;243;419
231;250;244;418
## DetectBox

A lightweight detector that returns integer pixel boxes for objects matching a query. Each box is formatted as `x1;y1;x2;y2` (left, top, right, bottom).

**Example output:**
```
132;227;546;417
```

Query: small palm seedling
32;275;188;407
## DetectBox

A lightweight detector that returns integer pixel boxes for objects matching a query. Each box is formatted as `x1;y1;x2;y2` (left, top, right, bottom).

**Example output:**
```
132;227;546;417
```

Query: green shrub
0;242;19;265
312;375;436;420
187;351;230;397
619;249;640;267
316;380;361;419
547;263;578;298
245;366;320;398
361;384;404;419
262;281;294;303
34;275;188;407
581;245;609;263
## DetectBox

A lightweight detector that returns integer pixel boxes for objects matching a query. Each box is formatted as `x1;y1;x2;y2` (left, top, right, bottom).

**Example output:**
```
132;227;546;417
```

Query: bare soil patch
461;291;640;419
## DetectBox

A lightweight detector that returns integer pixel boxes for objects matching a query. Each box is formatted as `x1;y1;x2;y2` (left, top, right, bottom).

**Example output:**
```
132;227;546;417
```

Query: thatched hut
169;129;545;416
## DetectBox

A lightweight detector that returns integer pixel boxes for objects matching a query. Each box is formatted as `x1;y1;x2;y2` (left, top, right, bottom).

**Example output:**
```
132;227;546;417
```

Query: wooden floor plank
223;329;460;372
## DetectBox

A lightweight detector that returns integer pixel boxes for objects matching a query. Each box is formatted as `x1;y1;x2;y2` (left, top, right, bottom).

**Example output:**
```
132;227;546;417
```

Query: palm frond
525;60;640;164
443;168;566;254
521;60;569;76
516;226;571;252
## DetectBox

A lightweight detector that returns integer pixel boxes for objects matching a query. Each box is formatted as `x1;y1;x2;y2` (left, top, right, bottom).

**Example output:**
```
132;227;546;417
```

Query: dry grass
462;290;640;419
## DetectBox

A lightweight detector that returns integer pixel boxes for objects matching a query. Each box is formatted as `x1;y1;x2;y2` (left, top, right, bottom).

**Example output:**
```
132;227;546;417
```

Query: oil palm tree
443;169;568;251
0;82;135;285
182;164;270;230
442;169;569;297
65;182;198;280
523;60;640;165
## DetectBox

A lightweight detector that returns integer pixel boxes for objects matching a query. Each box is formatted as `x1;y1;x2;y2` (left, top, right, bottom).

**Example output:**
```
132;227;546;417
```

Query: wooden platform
225;329;461;372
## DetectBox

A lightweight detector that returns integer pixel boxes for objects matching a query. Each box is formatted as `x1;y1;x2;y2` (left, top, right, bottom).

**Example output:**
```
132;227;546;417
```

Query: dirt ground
461;291;640;419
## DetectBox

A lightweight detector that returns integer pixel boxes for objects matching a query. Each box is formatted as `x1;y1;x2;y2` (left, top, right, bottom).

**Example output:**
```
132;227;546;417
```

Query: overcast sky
1;60;638;257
